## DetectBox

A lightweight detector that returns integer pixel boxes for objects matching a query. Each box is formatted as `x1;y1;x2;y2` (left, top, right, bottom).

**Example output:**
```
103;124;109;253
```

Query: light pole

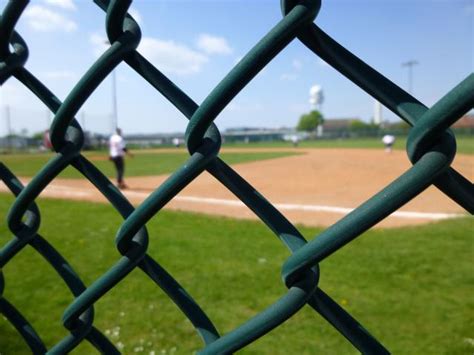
402;60;418;94
0;85;12;151
5;105;11;152
46;108;51;129
105;40;118;133
81;110;86;131
309;85;324;137
374;100;383;126
111;68;118;132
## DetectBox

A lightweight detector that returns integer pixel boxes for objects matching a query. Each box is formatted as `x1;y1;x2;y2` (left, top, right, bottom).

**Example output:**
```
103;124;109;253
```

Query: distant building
222;127;294;143
124;133;185;147
0;136;41;151
323;118;360;130
452;114;474;130
322;118;361;138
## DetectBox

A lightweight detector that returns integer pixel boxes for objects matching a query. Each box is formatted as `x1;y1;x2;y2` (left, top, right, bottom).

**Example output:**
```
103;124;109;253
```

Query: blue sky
0;0;472;136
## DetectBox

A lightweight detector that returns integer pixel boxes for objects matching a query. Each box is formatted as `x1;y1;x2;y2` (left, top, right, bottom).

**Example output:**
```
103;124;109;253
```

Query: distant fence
2;127;471;151
1;103;471;149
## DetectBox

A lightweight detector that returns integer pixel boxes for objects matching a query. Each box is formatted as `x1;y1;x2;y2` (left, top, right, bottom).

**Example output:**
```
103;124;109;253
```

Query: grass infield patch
0;194;472;354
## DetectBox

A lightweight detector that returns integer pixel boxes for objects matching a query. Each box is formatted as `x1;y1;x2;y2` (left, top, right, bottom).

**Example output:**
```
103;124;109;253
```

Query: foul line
32;184;465;221
166;195;463;220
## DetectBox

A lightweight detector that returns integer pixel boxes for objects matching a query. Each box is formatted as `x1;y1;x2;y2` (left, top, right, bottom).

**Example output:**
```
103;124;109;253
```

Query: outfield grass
0;150;299;179
0;194;472;354
224;136;474;154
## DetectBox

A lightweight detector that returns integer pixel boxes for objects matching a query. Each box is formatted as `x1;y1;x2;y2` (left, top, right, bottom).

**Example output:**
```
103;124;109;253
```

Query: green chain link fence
0;0;472;353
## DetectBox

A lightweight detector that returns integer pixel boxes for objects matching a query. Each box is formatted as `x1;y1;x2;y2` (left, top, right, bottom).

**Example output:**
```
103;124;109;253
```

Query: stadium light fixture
402;60;419;94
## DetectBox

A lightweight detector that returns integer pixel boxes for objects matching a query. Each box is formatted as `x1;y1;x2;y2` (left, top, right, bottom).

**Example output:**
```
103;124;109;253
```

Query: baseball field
1;138;473;353
1;138;472;228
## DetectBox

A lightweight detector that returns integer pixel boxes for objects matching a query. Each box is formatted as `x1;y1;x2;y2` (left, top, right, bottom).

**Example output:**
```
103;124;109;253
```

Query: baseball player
382;134;396;153
109;128;132;189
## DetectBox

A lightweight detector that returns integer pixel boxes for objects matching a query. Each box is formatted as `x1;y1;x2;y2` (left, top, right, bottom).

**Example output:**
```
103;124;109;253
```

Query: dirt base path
4;148;472;228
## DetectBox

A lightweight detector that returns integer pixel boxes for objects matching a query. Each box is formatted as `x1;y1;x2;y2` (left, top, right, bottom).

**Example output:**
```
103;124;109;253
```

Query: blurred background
0;0;472;151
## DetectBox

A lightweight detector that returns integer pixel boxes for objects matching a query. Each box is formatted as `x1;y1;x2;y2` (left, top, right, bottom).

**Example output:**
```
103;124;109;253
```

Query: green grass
0;150;299;179
0;194;472;354
224;136;474;154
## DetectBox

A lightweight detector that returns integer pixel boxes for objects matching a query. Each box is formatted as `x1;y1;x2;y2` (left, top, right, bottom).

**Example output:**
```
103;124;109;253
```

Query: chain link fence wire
0;0;473;353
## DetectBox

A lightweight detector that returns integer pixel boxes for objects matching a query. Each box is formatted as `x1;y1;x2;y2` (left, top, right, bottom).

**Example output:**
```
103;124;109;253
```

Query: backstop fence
0;0;473;353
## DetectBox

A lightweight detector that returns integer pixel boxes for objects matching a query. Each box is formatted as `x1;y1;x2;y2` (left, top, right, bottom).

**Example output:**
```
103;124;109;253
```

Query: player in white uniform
382;134;396;153
109;128;131;189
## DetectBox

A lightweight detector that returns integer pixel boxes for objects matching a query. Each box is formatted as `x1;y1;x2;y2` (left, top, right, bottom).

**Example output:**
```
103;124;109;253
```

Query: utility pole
373;100;383;127
111;68;118;132
46;109;51;129
402;60;418;94
81;110;86;131
104;40;118;133
309;85;324;137
5;104;11;152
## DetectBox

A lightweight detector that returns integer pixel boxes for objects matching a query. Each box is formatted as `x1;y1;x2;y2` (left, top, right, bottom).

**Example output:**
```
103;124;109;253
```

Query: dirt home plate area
6;148;473;228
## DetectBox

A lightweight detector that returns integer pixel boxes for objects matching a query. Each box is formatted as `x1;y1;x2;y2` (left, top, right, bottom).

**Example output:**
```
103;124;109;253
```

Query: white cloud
225;101;263;112
117;75;128;83
89;32;109;57
139;37;208;75
226;102;241;111
24;5;77;32
280;73;298;81
1;81;29;107
292;59;303;70
44;0;76;11
89;33;209;75
128;8;142;24
196;34;232;55
41;70;76;80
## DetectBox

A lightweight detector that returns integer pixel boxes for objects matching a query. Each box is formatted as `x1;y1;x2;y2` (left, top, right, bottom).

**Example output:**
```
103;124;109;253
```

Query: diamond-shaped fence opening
0;0;472;354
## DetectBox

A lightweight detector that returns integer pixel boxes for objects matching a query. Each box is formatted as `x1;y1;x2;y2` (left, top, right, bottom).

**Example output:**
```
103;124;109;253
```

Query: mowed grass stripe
0;194;472;354
0;150;300;179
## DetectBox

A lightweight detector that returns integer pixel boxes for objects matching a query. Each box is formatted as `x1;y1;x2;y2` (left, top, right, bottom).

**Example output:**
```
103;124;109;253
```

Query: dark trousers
111;156;124;184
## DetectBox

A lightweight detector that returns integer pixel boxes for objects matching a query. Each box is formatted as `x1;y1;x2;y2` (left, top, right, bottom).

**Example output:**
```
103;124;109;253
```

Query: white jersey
382;134;395;145
109;134;126;158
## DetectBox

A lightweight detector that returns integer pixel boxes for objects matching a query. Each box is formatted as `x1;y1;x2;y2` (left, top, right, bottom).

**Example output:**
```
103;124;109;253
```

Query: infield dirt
4;148;472;228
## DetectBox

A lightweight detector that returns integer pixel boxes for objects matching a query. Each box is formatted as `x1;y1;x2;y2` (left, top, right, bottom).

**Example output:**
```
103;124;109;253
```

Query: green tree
388;120;410;133
296;110;324;132
349;119;379;131
31;131;45;140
